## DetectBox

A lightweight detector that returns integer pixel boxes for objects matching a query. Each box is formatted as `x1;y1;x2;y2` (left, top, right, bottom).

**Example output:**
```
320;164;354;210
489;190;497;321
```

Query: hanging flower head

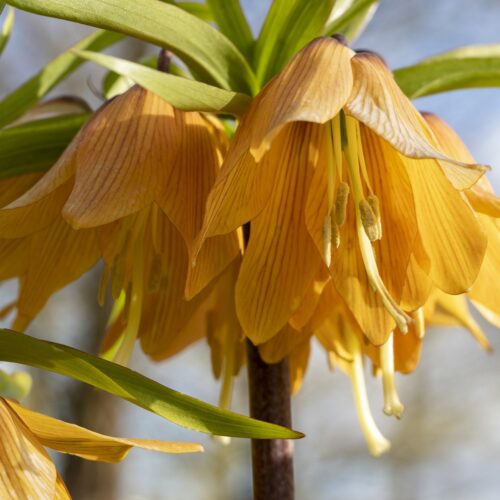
195;37;489;348
0;85;239;363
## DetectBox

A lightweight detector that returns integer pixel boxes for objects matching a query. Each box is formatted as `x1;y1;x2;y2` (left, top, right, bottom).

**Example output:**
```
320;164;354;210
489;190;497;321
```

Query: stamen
113;216;146;366
344;115;410;333
335;182;349;226
380;334;405;419
359;199;379;241
331;218;340;249
367;194;382;239
413;308;425;339
345;332;391;457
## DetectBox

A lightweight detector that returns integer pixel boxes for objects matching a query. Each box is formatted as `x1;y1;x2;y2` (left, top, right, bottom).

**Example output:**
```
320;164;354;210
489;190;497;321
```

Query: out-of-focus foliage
0;6;13;55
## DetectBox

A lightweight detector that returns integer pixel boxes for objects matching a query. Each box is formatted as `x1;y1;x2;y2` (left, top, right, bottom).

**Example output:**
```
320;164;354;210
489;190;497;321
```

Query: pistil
380;333;405;419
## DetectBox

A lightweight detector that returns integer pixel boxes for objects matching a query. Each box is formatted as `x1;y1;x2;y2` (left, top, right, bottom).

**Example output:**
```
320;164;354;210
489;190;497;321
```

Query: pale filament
380;333;405;419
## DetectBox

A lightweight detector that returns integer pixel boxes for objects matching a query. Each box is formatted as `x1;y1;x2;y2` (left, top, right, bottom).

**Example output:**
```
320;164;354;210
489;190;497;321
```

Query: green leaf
0;6;14;55
207;0;253;59
0;30;121;129
254;0;335;86
75;50;251;116
0;330;303;439
0;2;5;15
177;2;212;21
394;45;500;99
0;114;88;179
6;0;257;94
324;0;378;39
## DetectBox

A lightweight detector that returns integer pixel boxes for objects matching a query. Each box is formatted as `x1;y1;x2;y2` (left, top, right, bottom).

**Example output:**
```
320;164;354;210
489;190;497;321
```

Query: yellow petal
0;238;30;280
423;112;488;190
0;181;72;239
289;269;329;330
0;173;42;208
345;52;479;167
154;111;239;298
139;212;208;359
399;237;433;311
14;217;101;329
468;216;500;317
8;400;202;462
400;150;487;294
330;188;395;345
393;325;423;374
259;323;311;364
288;338;311;395
250;37;354;162
63;86;175;228
361;125;418;303
431;290;491;350
235;123;322;344
466;185;500;218
0;399;57;499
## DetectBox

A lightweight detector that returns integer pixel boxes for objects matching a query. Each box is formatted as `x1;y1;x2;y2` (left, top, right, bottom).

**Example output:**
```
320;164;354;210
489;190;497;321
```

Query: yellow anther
367;194;382;239
331;218;340;249
335;182;350;226
359;199;379;241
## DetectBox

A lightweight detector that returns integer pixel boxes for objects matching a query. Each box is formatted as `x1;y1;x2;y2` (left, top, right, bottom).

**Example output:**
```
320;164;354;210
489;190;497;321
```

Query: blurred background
1;1;499;499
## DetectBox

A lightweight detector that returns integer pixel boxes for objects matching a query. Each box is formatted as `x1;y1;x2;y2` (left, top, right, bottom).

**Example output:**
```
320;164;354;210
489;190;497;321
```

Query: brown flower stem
246;340;295;500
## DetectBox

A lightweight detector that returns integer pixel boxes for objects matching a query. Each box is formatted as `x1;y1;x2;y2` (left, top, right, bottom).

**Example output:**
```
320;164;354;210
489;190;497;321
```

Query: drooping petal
289;269;329;330
0;173;42;208
288;338;311;395
236;123;322;344
330;188;395;345
8;400;202;461
399;149;487;294
361;125;418;303
345;51;488;180
393;325;423;374
468;216;500;317
422;112;487;190
14;217;101;329
155;110;239;298
249;37;355;161
139;212;208;359
259;324;311;364
0;399;57;499
0;238;30;280
63;86;176;228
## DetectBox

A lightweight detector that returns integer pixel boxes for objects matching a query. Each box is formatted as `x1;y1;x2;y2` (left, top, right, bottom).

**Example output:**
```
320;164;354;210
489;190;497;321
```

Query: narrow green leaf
0;114;88;179
0;330;304;439
0;30;121;129
324;0;378;39
6;0;257;94
207;0;253;59
0;2;5;16
254;0;335;86
0;6;14;55
75;50;251;116
394;45;500;99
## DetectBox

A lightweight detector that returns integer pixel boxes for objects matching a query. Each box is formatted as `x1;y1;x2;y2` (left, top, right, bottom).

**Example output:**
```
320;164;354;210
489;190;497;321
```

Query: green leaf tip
0;330;304;440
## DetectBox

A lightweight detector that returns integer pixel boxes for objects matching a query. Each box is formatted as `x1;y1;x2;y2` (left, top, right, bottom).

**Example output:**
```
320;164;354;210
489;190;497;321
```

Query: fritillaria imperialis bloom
196;36;490;350
0;85;238;363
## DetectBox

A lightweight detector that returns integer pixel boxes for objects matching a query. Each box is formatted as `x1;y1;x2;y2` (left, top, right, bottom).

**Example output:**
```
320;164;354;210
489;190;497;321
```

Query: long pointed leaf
254;0;335;85
394;45;500;99
207;0;253;59
0;6;14;55
0;330;303;440
0;114;88;179
6;0;257;94
324;0;378;39
74;50;251;115
0;30;121;129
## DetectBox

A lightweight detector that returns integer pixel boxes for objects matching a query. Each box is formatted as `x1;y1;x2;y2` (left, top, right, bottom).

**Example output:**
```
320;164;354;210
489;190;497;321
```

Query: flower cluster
1;37;498;454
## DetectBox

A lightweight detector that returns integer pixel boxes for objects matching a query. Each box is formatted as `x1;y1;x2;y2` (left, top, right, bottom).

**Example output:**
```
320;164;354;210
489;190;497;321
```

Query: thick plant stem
246;340;295;500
